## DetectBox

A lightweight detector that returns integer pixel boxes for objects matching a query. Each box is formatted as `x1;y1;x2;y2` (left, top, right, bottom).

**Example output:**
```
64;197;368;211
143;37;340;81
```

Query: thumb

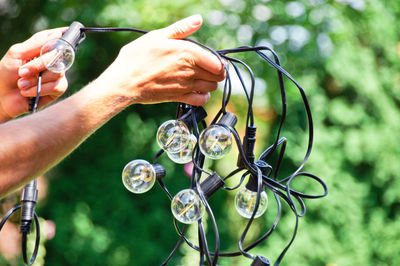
161;14;203;39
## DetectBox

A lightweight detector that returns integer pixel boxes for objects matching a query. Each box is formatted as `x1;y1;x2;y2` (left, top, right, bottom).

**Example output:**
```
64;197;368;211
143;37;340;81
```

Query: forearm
0;77;131;197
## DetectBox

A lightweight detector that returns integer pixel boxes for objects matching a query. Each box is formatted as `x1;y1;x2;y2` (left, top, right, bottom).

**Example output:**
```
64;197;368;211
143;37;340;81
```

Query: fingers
7;28;67;60
18;68;64;89
19;76;68;97
18;54;61;78
191;80;218;94
192;45;224;75
192;65;226;82
159;14;203;40
37;95;59;109
177;92;211;106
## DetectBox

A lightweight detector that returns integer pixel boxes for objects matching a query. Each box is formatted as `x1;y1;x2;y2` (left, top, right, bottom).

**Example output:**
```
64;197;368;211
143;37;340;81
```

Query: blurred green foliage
1;0;400;265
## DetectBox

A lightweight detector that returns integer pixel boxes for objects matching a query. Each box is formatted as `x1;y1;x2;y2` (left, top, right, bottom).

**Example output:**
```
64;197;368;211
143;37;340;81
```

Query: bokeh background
1;0;400;265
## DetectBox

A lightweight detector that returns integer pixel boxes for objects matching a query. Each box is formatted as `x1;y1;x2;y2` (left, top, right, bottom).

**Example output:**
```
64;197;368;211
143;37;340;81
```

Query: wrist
93;65;139;107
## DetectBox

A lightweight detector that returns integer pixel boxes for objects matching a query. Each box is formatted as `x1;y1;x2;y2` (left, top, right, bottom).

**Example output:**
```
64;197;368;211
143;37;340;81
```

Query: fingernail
18;79;30;89
20;88;31;96
190;14;202;28
18;68;30;77
205;92;211;100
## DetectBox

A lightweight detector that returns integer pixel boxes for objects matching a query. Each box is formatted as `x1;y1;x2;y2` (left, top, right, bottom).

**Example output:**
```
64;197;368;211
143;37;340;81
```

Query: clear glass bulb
157;120;190;153
234;187;268;219
199;125;232;159
40;39;75;73
122;159;156;194
171;189;205;224
167;134;197;164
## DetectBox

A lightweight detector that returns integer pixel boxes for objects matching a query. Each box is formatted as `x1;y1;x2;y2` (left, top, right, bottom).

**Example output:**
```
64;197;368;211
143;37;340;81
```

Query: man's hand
0;28;69;122
97;14;226;106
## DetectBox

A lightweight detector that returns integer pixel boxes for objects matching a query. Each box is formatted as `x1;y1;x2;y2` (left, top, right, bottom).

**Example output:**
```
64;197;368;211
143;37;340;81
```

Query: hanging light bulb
157;120;190;153
199;112;237;159
122;159;165;194
234;187;268;219
40;22;85;73
171;189;205;224
167;134;197;164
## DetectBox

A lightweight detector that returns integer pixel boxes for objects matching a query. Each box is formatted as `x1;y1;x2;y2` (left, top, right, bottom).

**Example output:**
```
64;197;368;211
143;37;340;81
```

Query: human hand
0;28;69;122
97;14;225;106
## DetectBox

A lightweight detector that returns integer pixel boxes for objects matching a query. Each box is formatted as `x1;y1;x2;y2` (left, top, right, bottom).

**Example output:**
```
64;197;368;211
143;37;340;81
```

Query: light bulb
157;120;190;153
40;39;75;73
171;189;205;224
122;159;156;194
234;187;268;219
167;134;197;164
199;125;232;159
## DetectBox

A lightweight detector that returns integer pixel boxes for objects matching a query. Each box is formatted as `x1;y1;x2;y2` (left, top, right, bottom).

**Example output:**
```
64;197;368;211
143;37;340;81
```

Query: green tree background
1;0;400;265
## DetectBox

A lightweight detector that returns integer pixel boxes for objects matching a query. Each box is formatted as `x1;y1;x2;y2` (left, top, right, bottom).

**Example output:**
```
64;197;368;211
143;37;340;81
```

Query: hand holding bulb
0;28;69;121
40;21;85;73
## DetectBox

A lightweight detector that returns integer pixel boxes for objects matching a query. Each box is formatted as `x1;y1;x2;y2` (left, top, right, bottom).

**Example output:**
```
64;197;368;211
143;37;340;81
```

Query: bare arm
0;15;225;197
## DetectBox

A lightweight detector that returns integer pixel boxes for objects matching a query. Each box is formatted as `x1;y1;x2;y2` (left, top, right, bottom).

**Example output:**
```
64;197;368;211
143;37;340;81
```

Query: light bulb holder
237;125;257;167
179;107;207;129
246;160;270;192
152;163;166;180
200;172;225;199
61;21;85;50
217;112;237;128
251;255;271;266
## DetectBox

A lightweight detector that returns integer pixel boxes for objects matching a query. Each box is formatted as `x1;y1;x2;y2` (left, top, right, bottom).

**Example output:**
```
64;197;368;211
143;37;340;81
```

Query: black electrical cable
0;205;21;230
21;213;40;265
0;73;43;265
20;72;43;265
79;24;327;265
222;56;255;127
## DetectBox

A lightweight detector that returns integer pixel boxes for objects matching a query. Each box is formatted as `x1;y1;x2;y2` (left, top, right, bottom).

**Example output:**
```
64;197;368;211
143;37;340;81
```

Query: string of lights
0;21;327;266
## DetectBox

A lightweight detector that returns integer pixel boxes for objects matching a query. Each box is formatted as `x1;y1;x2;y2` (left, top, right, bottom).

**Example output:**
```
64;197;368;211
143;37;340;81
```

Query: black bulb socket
218;112;237;128
179;107;207;129
245;160;270;192
200;172;225;199
61;21;85;50
251;255;271;266
152;163;166;180
237;125;257;167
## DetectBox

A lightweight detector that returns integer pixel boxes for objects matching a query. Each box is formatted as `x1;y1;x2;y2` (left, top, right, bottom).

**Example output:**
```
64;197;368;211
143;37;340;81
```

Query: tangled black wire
0;22;327;266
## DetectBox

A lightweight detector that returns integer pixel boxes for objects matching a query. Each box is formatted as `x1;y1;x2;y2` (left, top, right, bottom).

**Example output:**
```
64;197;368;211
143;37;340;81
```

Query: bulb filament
209;137;220;151
46;50;62;68
247;197;254;212
179;203;194;216
132;169;153;182
165;133;177;148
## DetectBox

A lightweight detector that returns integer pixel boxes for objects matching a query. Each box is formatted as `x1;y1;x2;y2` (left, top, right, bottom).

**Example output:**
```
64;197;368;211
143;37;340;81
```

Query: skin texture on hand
0;14;225;197
0;28;68;122
99;14;225;106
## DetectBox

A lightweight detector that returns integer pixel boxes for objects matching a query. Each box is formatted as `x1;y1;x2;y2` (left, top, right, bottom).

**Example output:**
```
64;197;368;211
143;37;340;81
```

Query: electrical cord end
20;180;38;234
237;125;257;167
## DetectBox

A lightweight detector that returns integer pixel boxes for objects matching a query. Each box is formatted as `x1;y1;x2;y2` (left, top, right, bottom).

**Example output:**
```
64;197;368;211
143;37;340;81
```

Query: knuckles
7;44;23;58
